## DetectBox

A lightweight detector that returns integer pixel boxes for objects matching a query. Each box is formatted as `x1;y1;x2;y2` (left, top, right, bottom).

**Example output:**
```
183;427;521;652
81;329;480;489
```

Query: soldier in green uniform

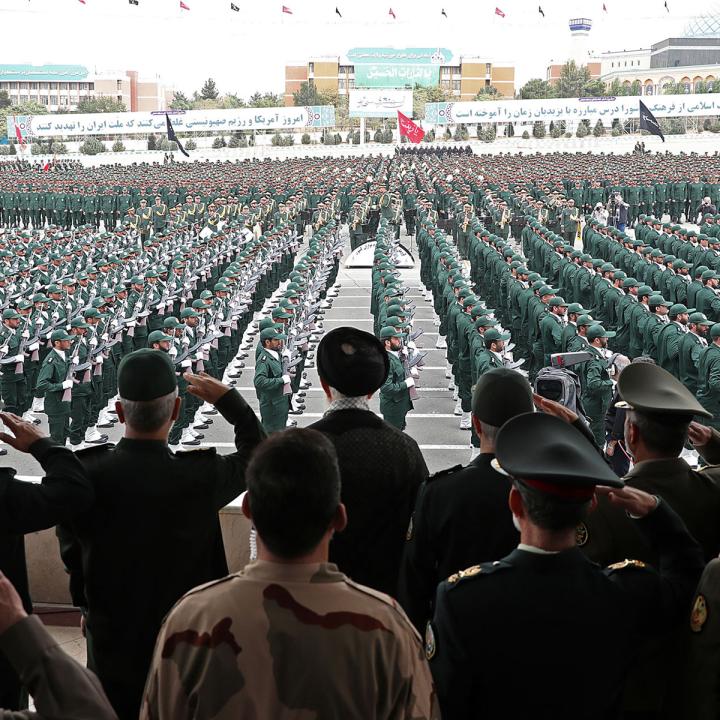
254;327;290;433
696;323;720;430
36;329;74;445
540;296;568;366
656;303;692;377
581;323;615;446
0;309;27;416
152;196;168;236
678;312;713;396
379;326;414;431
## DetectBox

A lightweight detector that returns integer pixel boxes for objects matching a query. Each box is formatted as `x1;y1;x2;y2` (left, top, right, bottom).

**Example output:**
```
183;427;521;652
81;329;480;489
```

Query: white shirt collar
54;349;66;361
265;348;279;360
518;543;561;555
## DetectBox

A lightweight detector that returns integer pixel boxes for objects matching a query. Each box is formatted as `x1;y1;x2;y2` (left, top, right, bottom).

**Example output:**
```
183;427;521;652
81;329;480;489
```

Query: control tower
568;17;593;63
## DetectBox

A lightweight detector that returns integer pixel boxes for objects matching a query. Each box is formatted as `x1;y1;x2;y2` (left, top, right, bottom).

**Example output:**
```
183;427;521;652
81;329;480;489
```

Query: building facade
651;37;720;68
0;65;171;112
284;49;515;106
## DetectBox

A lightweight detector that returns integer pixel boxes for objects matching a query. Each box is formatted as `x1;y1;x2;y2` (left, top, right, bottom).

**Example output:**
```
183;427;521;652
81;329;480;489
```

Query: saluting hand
184;371;230;405
688;421;714;449
533;393;579;425
595;485;658;518
0;412;46;453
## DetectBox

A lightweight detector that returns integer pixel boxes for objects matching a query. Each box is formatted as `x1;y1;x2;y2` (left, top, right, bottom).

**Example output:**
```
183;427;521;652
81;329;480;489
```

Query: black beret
317;327;389;397
118;349;177;401
471;368;533;425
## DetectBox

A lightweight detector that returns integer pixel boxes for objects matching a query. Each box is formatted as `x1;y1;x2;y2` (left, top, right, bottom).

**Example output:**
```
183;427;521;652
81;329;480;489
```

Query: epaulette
605;558;647;572
427;464;463;483
446;559;511;586
175;446;216;456
76;443;114;456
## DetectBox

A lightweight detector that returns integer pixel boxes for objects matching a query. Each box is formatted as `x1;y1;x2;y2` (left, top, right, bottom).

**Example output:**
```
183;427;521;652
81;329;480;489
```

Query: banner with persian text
8;106;336;139
425;95;720;124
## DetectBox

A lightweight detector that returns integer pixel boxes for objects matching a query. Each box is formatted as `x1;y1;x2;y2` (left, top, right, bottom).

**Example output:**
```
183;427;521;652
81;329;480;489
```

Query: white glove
28;342;39;352
126;320;136;328
281;374;291;384
282;348;291;359
181;359;192;368
13;354;24;363
71;355;79;364
404;377;415;388
62;379;73;390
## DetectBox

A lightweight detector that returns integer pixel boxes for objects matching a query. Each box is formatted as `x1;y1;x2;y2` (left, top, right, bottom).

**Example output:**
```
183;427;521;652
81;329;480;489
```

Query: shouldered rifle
62;343;83;402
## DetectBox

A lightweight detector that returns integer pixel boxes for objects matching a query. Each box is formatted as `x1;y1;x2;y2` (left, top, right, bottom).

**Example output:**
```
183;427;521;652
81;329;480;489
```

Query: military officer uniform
379;326;414;431
253;327;290;433
35;329;74;445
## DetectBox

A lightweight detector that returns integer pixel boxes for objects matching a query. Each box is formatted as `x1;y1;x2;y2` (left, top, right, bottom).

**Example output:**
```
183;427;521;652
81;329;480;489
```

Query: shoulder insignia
576;522;589;547
606;558;647;571
427;464;463;483
447;564;482;584
175;447;216;456
424;621;436;660
690;594;708;633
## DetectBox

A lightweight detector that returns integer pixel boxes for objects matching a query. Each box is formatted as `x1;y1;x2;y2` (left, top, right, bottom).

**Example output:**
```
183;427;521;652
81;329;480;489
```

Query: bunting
389;7;396;19
495;7;505;17
282;4;292;13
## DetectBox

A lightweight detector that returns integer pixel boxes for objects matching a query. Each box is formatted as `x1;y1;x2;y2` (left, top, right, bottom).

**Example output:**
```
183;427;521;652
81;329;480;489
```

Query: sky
0;0;717;98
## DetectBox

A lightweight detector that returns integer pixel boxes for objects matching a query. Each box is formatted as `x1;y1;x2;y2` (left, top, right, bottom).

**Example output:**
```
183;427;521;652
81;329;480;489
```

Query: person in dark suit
57;350;266;720
0;411;91;712
308;327;427;597
429;412;704;720
397;368;531;632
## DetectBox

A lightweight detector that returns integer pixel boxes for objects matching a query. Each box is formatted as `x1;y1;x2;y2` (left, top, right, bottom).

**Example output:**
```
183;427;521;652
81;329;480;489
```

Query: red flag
179;1;189;9
13;119;25;147
282;4;292;13
42;162;50;171
398;111;425;144
495;7;505;17
389;7;396;18
78;0;86;4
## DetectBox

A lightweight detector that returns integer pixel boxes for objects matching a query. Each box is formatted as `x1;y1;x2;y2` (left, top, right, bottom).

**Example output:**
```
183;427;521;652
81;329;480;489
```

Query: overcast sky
0;0;716;97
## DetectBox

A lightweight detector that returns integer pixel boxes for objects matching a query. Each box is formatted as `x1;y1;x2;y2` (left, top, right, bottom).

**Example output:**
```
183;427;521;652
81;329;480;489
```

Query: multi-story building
284;48;515;106
0;64;172;112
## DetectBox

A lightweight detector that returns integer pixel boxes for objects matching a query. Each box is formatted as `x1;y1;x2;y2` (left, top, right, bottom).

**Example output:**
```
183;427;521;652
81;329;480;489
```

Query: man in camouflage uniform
142;428;439;720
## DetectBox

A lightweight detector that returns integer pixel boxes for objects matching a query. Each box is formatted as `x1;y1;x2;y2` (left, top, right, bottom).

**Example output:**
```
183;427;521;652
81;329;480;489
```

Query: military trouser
382;408;407;432
259;398;289;433
83;211;97;226
168;388;186;445
585;399;610;448
88;375;104;427
102;357;117;408
530;340;544;381
47;412;70;444
404;209;416;236
69;390;92;445
458;372;472;412
22;362;38;413
0;376;26;416
350;231;366;250
563;230;576;246
72;211;82;228
30;209;42;229
20;209;29;227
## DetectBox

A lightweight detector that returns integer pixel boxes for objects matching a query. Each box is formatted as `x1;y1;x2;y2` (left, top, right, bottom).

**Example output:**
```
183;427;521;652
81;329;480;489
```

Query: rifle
61;342;83;402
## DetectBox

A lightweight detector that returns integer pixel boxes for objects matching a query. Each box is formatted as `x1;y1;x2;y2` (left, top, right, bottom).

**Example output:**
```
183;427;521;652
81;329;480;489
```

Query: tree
475;86;500;101
184;139;197;150
582;79;607;97
147;134;157;150
293;81;322;106
112;139;125;152
593;119;606;137
629;80;642;97
532;121;546;138
76;96;126;113
518;78;554;100
555;60;591;98
0;101;48;141
0;91;10;109
248;92;282;108
200;78;219;100
607;78;624;97
222;94;246;109
170;91;193;110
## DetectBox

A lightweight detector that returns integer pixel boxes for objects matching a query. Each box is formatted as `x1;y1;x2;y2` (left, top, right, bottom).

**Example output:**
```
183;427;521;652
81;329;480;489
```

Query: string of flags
62;0;674;16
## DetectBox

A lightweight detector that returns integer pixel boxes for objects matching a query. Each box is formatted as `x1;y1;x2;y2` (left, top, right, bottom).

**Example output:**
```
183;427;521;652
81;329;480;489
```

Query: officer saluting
428;411;704;719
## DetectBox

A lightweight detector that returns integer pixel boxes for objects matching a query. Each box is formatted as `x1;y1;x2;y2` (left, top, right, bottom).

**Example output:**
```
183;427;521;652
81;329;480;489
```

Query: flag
78;0;86;4
166;114;190;157
335;6;342;17
602;3;607;11
398;111;425;144
42;161;50;171
13;119;25;147
664;0;669;10
495;7;505;17
639;99;665;143
179;1;189;9
538;5;544;16
389;7;396;18
128;0;139;5
282;4;292;13
441;8;447;17
230;2;239;10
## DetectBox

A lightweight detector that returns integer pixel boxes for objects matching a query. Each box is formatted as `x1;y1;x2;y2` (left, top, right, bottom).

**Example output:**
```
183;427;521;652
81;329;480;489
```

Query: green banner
355;64;439;88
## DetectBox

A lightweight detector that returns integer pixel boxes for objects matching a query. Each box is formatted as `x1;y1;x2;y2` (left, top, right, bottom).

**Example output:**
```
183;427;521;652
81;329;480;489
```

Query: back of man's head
247;429;341;559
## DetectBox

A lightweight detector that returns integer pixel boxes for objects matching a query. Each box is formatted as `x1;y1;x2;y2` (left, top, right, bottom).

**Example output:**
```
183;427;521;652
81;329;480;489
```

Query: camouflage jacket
141;561;440;720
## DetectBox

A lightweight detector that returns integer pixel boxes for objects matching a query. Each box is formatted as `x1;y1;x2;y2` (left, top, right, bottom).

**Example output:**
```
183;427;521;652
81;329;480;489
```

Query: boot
445;364;452;379
460;411;472;430
180;429;200;446
31;397;45;413
436;336;447;349
85;427;108;444
453;398;462;416
22;411;40;425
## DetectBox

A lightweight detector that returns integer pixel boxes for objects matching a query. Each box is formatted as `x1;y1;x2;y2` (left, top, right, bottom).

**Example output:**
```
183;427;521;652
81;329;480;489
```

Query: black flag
538;5;544;16
639;100;665;142
664;0;669;10
441;7;447;16
165;114;190;157
230;2;239;9
128;0;138;5
335;6;342;16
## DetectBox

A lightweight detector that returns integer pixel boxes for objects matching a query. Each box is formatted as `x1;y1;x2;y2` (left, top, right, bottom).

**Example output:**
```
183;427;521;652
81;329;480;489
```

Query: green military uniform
379;328;413;431
581;326;615;446
36;332;74;444
253;329;289;433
